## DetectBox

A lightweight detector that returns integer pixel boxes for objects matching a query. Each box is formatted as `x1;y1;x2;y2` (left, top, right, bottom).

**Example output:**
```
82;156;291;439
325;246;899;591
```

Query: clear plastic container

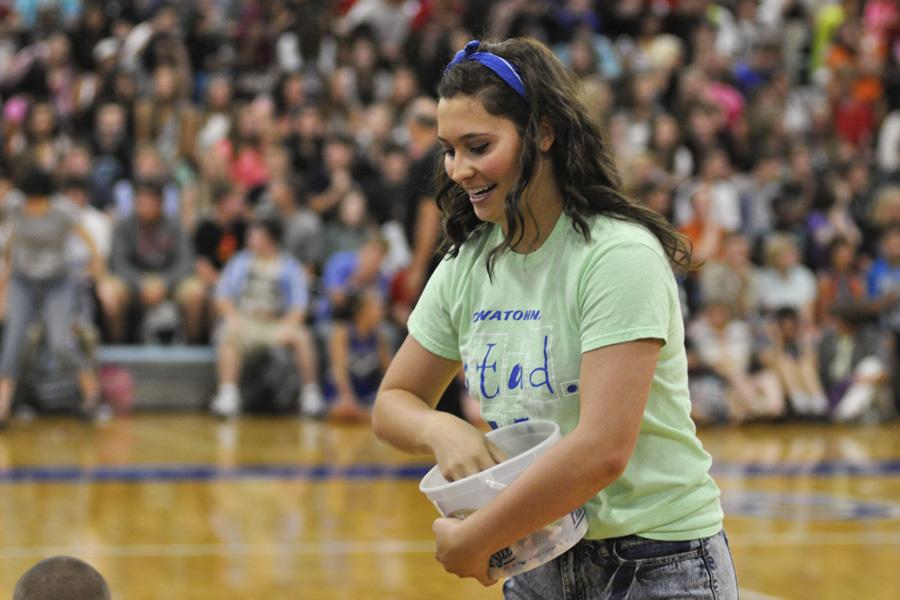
419;420;589;578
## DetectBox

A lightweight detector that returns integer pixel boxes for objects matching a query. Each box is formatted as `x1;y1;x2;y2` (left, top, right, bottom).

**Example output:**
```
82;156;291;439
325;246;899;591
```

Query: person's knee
280;327;302;348
289;326;316;353
296;324;316;345
219;318;245;345
176;278;207;309
97;278;127;311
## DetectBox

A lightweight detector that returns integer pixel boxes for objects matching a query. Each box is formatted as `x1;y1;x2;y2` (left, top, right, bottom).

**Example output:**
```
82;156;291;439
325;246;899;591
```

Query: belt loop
559;545;578;600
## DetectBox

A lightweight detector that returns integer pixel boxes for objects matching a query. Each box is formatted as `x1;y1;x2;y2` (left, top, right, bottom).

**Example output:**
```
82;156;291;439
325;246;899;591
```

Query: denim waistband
581;533;709;559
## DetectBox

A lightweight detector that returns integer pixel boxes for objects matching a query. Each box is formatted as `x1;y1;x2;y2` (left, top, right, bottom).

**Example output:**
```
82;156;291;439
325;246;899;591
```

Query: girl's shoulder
578;214;668;259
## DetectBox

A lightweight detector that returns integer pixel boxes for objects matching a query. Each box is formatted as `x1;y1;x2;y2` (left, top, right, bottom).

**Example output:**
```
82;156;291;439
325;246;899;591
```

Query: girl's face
153;66;178;101
774;245;798;270
832;243;855;270
282;75;304;107
356;293;385;329
339;190;367;227
296;106;324;138
207;78;232;110
392;68;418;104
28;103;55;137
437;95;523;226
653;115;679;148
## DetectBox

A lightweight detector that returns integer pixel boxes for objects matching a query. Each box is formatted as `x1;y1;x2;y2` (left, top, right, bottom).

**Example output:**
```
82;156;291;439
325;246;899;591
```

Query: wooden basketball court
0;415;897;599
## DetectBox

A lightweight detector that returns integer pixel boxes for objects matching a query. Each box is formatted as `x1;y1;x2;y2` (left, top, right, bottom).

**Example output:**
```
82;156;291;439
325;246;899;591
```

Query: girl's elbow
582;444;632;481
572;430;633;481
598;452;630;480
370;393;391;441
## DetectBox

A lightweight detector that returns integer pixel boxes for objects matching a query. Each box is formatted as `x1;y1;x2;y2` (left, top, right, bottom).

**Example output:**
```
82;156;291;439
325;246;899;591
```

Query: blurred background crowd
0;0;897;425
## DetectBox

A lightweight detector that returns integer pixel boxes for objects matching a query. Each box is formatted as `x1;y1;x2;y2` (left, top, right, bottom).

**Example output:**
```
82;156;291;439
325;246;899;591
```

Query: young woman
372;38;737;598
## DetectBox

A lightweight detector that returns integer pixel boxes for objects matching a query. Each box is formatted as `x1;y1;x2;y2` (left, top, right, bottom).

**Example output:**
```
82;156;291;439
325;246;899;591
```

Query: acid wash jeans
503;530;738;600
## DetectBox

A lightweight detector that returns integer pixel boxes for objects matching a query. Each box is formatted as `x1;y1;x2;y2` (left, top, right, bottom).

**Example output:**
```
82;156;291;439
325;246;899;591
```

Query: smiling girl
372;38;737;599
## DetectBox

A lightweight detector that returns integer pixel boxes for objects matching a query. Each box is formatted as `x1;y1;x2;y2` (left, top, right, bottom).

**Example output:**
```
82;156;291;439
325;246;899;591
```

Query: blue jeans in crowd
504;529;738;600
0;274;83;378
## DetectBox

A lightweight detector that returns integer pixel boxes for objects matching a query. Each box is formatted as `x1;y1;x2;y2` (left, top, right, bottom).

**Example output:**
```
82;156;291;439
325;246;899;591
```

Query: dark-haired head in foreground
13;556;111;600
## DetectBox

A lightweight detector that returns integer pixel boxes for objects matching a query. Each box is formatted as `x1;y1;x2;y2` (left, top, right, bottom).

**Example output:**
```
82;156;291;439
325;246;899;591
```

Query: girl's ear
538;118;555;153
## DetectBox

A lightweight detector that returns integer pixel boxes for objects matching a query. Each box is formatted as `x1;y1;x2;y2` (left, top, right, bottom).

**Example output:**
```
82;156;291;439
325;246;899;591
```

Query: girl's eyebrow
437;132;492;143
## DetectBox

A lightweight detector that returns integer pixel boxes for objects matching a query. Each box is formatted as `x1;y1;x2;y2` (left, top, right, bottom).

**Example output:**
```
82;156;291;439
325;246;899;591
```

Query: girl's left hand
432;517;498;587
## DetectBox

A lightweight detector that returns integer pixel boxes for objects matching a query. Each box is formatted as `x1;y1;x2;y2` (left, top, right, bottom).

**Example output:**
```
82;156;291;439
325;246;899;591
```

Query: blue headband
445;40;527;100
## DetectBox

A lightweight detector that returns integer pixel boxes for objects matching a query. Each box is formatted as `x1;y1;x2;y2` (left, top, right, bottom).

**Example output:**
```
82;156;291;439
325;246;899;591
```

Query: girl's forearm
372;389;450;455
455;429;625;557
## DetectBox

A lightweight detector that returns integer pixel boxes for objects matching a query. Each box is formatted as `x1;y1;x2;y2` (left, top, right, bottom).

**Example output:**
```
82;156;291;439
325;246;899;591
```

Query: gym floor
0;416;897;599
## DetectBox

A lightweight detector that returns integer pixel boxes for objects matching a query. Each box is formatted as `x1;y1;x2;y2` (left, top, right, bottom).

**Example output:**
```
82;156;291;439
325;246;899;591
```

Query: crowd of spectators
0;0;897;424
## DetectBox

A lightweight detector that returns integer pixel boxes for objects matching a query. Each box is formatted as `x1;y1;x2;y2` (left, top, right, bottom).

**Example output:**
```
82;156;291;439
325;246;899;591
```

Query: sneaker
834;383;875;422
79;403;113;424
15;405;36;422
299;383;326;418
94;404;114;422
211;385;241;418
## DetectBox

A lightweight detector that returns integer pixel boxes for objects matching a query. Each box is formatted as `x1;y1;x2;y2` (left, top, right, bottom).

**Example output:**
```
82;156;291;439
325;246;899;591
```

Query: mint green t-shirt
407;213;723;541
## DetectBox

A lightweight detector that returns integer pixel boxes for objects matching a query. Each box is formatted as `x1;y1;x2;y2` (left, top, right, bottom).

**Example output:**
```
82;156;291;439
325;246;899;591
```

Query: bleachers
98;346;216;410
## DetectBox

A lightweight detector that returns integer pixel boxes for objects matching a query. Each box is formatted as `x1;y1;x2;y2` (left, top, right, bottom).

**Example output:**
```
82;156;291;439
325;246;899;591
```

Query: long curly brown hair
435;38;692;277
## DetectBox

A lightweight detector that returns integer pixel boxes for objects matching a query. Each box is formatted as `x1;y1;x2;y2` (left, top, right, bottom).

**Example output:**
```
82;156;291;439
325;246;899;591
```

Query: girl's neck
505;160;565;254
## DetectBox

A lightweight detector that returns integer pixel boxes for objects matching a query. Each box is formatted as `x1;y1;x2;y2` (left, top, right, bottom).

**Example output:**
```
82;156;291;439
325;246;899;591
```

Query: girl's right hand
424;411;508;482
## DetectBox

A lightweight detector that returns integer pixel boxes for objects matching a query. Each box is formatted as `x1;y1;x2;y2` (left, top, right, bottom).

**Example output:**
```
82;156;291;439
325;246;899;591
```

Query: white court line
730;530;900;546
1;530;898;560
739;590;789;600
0;540;436;560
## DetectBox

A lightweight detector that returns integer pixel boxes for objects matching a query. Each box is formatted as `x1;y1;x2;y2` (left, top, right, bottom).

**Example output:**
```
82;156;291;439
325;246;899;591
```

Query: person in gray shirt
98;179;195;343
0;168;105;427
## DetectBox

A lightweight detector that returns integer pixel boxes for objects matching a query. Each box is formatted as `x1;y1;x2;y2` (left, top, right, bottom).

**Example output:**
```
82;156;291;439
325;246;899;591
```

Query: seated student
13;555;110;600
758;307;829;417
188;180;248;342
754;233;818;323
100;179;196;343
699;231;756;319
319;231;390;321
211;217;324;418
324;288;394;421
819;304;892;422
321;187;374;261
254;176;323;273
687;300;784;423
